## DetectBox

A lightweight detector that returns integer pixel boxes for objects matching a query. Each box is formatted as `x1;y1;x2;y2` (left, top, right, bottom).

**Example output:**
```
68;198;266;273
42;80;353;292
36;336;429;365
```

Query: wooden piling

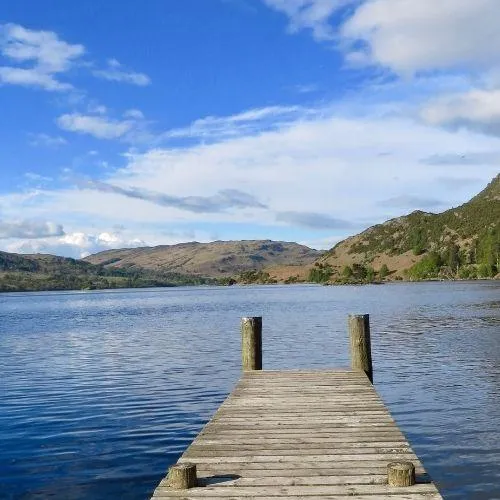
241;316;262;371
349;314;373;383
151;313;443;499
166;463;197;489
387;461;416;486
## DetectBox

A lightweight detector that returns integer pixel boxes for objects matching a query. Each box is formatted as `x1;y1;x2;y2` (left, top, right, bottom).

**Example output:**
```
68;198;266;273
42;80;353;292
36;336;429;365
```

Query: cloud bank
78;179;268;213
0;220;64;239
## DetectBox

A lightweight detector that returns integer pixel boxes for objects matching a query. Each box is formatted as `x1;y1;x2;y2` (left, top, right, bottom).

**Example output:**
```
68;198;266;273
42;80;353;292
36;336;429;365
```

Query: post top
387;461;415;471
169;463;196;471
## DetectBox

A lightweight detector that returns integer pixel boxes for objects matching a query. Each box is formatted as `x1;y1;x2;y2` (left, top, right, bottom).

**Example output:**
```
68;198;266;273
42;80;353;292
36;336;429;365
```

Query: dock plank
151;371;442;499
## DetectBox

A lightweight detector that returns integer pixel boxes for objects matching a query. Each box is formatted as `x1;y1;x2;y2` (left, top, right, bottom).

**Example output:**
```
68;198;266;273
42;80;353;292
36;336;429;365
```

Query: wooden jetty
151;315;442;499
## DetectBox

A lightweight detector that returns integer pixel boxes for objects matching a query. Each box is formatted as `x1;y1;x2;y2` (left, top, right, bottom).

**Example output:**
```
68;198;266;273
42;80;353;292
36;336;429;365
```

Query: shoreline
1;276;497;294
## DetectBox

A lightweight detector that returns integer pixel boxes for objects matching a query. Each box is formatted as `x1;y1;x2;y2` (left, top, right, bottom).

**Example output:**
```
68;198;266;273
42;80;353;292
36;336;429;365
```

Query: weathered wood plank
151;370;442;499
153;483;439;497
185;446;412;456
193;466;428;476
153;495;443;500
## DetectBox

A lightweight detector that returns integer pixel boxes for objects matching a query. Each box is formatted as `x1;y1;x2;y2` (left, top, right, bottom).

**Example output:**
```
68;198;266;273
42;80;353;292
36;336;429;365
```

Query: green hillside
319;174;499;282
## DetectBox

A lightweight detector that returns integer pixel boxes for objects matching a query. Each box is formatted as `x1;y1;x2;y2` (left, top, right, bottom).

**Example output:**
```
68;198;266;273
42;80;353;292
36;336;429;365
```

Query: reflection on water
0;281;499;499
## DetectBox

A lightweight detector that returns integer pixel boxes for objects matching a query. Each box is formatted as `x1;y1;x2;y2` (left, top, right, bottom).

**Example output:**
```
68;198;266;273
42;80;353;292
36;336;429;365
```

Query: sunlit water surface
1;281;499;499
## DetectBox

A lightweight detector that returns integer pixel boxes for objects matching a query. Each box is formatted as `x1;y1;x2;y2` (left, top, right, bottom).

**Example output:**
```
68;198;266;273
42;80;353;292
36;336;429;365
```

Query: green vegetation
326;175;499;261
0;252;215;292
332;263;385;284
406;226;499;280
237;270;277;284
308;262;333;283
379;264;390;278
320;175;499;283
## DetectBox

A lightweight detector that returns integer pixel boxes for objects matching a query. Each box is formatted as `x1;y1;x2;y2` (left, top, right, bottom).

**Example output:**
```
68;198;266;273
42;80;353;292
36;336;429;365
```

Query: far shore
1;276;497;294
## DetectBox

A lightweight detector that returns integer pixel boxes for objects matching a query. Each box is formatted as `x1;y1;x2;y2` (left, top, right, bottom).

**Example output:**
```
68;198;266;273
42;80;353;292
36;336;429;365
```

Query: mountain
84;240;321;278
314;174;500;282
0;240;320;292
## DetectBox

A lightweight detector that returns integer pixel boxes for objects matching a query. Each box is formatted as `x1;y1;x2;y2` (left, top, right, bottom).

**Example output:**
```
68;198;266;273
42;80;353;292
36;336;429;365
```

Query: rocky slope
84;240;321;278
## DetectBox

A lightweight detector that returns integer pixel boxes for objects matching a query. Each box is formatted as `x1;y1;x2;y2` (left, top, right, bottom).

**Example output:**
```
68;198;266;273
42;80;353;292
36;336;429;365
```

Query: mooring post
348;314;373;383
241;316;262;371
167;463;197;489
387;461;416;486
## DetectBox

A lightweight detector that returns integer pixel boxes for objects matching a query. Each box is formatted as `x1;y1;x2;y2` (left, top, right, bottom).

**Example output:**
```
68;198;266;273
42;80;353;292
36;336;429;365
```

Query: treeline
308;262;392;284
406;227;499;280
0;272;215;293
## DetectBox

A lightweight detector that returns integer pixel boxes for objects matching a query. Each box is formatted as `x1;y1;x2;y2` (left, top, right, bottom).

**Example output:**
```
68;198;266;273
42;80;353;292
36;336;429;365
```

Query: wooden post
349;314;373;383
241;316;262;371
387;461;416;486
167;463;197;489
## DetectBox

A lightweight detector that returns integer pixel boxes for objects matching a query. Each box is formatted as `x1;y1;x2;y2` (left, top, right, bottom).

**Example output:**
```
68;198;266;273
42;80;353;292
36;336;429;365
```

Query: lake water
1;281;499;499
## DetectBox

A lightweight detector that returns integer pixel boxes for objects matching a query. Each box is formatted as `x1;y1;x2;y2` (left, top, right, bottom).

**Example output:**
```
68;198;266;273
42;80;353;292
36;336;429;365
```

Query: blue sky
1;0;499;257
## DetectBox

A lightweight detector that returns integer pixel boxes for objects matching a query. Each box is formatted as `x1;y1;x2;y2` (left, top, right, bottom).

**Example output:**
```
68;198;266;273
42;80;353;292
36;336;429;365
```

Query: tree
443;244;460;274
342;265;353;278
379;264;390;279
366;266;375;282
308;263;333;283
410;228;427;256
352;263;367;280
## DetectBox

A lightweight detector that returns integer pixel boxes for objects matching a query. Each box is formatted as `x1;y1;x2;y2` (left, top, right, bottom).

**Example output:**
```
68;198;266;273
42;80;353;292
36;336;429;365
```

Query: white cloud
26;107;497;229
163;105;307;140
28;133;67;147
2;104;499;253
7;231;146;259
341;0;500;75
265;0;500;77
262;0;353;41
57;113;134;139
92;58;151;86
421;89;500;135
0;66;73;91
0;24;151;93
124;109;145;119
87;103;108;115
294;83;320;94
1;23;84;72
0;23;84;91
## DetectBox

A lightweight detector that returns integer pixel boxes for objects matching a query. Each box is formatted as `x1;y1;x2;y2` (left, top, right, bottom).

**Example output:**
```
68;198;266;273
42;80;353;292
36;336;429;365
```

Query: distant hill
2;176;497;292
313;174;499;282
0;252;212;292
84;240;321;278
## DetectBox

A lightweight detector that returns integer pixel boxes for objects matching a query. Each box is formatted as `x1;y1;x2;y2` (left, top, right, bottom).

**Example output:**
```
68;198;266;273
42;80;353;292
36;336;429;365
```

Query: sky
1;0;499;258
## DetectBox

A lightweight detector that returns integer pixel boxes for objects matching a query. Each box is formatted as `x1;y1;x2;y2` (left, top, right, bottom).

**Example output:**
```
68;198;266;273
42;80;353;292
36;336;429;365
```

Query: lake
1;281;499;499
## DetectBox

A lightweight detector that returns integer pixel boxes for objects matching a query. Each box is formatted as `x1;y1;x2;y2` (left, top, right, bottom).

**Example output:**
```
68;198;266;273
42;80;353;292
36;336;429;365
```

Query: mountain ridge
314;174;499;282
83;239;321;277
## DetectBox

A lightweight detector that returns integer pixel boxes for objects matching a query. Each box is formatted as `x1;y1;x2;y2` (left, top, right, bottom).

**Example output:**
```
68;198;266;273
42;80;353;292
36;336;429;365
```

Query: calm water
0;281;499;499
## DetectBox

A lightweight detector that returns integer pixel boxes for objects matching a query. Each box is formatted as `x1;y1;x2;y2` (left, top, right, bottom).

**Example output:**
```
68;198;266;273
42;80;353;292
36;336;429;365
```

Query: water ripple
1;281;499;499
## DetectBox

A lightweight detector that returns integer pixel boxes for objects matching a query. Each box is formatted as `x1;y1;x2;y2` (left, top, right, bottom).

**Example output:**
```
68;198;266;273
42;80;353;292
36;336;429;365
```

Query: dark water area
0;281;499;499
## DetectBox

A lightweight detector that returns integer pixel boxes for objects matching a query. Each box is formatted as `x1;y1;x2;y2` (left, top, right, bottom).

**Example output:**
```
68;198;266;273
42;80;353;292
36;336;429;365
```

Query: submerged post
349;314;373;383
167;463;197;489
241;316;262;371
